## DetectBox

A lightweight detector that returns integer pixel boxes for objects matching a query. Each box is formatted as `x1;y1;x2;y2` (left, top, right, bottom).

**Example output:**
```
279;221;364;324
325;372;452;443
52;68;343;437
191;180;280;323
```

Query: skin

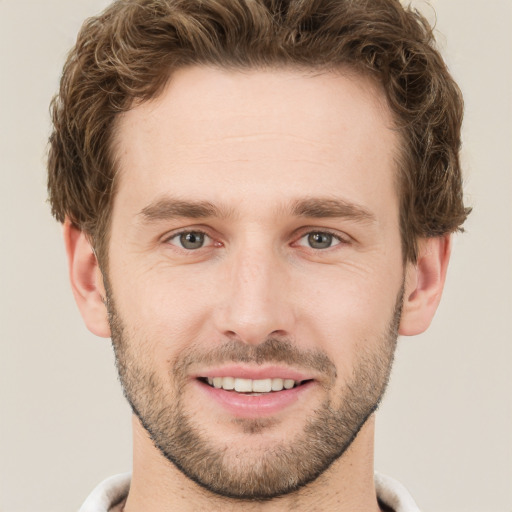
65;66;451;511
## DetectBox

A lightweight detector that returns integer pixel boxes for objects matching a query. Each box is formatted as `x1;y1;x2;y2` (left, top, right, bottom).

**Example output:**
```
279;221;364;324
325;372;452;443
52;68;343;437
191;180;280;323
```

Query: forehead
113;66;399;219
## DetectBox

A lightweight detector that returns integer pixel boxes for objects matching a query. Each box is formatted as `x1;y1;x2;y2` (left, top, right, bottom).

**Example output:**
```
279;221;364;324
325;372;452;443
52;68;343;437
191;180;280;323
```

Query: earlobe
63;220;111;338
399;235;452;336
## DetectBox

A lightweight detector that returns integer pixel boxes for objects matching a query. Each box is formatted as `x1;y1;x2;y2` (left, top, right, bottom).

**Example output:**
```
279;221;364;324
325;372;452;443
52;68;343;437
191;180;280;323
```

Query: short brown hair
47;0;470;265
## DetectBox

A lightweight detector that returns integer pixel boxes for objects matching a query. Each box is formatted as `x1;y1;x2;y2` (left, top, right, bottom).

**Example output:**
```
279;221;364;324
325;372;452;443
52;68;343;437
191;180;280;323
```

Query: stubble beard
107;286;403;501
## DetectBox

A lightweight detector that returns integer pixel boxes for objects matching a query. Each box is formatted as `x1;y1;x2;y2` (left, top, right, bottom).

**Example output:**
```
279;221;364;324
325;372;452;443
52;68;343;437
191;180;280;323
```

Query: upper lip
192;364;315;382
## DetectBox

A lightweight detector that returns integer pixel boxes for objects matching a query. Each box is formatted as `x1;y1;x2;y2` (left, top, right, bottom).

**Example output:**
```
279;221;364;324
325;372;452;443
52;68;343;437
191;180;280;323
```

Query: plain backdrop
0;1;511;511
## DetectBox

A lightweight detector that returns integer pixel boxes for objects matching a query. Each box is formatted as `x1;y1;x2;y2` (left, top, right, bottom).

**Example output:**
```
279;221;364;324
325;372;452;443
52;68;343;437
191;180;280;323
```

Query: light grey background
0;1;510;511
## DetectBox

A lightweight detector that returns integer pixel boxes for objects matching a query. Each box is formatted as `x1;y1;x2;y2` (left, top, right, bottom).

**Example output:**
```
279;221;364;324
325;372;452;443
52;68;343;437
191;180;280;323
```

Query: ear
399;235;452;336
63;219;111;338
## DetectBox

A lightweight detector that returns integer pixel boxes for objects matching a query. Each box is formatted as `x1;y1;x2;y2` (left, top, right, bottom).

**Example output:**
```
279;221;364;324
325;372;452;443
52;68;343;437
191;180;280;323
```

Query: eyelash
165;229;217;250
164;228;350;251
294;229;347;250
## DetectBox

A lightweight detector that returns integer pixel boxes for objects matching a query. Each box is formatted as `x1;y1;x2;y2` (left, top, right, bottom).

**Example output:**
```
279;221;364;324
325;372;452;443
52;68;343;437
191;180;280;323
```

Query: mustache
174;337;337;381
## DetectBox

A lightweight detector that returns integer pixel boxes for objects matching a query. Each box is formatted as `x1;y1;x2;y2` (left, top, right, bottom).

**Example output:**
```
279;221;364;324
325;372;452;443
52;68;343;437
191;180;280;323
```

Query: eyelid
160;225;351;250
293;227;352;246
162;227;218;248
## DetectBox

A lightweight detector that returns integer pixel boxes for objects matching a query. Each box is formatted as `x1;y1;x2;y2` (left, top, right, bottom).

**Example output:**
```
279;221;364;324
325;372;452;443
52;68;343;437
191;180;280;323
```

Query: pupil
308;232;332;249
180;232;204;249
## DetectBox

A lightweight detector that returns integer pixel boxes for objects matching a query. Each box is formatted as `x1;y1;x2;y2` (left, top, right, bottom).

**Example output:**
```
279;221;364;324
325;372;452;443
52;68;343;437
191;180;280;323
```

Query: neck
123;415;382;512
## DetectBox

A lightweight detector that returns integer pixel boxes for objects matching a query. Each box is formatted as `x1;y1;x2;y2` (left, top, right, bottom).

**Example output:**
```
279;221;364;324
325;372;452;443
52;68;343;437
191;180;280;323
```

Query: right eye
296;231;344;250
167;231;212;250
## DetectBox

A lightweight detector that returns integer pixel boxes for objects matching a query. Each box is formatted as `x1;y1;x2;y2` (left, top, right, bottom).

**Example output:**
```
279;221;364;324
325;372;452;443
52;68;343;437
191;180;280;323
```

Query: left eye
168;231;211;250
298;232;342;249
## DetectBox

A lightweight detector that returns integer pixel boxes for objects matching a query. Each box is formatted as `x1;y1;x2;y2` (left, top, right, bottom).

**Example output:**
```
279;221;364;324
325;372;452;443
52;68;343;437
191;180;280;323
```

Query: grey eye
308;232;333;249
171;231;209;250
298;232;341;249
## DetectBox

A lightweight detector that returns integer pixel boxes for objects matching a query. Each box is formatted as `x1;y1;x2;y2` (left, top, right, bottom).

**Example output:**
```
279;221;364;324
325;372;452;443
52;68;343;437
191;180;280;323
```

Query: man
47;0;469;510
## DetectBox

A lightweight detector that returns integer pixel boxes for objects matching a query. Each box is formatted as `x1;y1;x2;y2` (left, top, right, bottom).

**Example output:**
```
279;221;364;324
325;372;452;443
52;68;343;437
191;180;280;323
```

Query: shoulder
375;473;421;512
79;473;131;512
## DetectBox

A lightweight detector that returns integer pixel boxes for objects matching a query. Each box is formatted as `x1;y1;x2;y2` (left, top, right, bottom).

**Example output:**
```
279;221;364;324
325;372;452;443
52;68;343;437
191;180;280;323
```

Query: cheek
111;268;218;364
110;254;208;314
296;270;401;369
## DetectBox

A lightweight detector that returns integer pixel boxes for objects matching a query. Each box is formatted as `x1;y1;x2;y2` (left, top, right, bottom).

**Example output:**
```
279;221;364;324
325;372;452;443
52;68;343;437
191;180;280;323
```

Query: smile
203;377;305;393
193;365;316;417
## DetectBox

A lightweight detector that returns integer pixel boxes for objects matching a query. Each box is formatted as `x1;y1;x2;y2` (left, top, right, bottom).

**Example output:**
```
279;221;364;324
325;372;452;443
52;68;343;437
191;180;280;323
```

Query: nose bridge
235;244;269;290
215;236;294;344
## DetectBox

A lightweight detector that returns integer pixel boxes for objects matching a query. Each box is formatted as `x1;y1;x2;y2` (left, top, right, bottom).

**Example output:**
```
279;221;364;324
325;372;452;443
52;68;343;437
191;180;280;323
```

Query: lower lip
194;379;315;418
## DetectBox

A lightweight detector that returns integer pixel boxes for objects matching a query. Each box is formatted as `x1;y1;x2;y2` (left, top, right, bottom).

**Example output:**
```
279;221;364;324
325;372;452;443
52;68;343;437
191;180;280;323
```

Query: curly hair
47;0;470;265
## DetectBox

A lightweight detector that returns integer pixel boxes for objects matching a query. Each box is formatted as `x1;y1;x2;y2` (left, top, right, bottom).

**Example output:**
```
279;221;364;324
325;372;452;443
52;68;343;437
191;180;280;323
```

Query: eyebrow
137;196;376;223
138;198;232;221
290;198;376;223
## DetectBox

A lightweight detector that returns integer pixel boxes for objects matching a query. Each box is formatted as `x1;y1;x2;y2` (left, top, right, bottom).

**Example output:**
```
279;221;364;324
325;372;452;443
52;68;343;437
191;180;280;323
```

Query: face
106;66;404;499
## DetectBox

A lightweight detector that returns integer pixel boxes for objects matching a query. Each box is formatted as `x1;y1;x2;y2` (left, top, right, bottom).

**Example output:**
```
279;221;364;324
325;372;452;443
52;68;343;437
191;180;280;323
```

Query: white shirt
79;472;421;512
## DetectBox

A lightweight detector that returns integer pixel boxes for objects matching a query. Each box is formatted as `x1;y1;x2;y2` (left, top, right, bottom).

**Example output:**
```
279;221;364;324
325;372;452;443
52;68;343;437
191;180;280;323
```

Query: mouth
199;376;310;395
194;366;318;418
192;366;317;418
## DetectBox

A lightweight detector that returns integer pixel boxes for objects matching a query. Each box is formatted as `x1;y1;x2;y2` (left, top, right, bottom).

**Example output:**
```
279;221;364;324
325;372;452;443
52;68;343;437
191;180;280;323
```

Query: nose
213;243;296;345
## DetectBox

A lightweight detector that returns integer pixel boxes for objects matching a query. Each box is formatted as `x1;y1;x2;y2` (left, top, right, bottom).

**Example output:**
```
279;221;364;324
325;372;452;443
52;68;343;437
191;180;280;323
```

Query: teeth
205;376;301;393
271;378;284;391
222;376;235;390
284;379;295;389
252;379;272;393
234;378;253;392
